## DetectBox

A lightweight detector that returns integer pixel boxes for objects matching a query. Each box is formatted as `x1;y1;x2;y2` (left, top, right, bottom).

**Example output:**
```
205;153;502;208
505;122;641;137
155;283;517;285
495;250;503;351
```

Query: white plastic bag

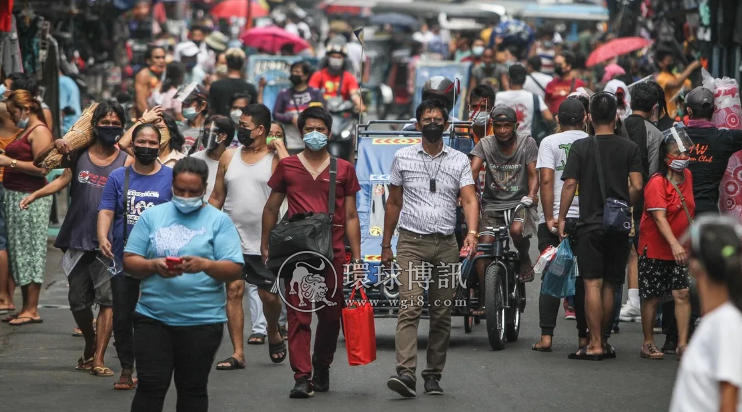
534;245;558;277
701;68;742;130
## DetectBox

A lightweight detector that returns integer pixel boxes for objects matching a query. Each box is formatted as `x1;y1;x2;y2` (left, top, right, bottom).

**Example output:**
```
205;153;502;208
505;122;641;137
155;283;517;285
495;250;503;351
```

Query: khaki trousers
395;229;459;381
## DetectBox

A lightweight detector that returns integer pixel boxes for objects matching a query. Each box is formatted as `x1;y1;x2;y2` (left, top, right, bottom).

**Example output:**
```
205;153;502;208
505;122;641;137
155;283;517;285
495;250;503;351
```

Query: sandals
640;343;664;360
568;347;604;361
247;333;266;345
269;340;287;364
280;325;289;341
114;375;138;390
603;343;617;359
90;366;115;377
216;356;246;370
9;316;43;326
531;342;552;352
76;355;94;371
519;267;535;283
2;313;18;322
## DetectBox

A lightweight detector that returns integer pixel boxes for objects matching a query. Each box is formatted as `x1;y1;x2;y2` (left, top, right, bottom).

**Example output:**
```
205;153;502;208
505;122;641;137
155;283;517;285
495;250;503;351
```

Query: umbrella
493;19;534;49
239;26;310;54
369;13;419;30
586;37;652;68
211;0;269;20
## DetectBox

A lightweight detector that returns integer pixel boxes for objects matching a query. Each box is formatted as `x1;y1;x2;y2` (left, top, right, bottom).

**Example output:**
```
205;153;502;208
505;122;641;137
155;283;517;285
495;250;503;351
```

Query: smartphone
166;257;183;270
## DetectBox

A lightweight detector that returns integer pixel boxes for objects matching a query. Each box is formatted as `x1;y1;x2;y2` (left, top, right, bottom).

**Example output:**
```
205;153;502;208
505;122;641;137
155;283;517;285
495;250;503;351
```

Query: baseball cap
558;98;586;124
491;106;517;123
685;87;714;111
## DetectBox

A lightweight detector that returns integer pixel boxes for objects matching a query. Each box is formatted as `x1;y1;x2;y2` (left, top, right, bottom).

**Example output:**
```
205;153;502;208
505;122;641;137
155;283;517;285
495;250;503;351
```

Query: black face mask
554;64;565;77
289;74;303;87
422;123;444;143
133;146;159;165
97;126;123;148
237;127;255;147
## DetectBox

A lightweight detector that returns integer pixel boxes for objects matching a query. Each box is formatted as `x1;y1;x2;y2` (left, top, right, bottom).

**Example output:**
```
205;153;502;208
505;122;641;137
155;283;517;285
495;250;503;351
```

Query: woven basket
40;103;98;170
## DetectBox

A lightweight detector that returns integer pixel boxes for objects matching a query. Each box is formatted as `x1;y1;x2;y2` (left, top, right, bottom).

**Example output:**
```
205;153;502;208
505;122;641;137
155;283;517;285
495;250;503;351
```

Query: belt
399;228;453;239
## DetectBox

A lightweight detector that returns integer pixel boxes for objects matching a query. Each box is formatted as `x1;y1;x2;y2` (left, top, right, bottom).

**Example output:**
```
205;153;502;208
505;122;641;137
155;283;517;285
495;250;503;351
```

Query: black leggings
111;275;141;370
131;313;223;412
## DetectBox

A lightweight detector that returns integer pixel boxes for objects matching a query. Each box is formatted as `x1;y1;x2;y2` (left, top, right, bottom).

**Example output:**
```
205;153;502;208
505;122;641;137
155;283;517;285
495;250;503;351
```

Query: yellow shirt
656;71;691;118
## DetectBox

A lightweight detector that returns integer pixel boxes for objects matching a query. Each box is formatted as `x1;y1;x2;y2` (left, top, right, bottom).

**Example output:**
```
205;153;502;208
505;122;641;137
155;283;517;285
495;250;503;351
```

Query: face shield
662;125;694;154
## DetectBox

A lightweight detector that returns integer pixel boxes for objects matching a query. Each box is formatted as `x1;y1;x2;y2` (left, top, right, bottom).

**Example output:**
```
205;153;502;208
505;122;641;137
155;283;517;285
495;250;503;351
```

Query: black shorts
243;254;277;291
68;251;113;312
574;230;630;285
536;219;578;253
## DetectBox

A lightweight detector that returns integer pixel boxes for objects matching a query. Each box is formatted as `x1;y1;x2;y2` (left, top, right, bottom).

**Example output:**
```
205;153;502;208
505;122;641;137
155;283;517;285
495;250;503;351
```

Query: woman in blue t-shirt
98;122;173;390
123;157;244;410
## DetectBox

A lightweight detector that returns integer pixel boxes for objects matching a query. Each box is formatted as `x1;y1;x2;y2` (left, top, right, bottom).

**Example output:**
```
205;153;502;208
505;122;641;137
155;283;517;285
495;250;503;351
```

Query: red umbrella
211;0;269;20
239;26;310;54
586;37;652;68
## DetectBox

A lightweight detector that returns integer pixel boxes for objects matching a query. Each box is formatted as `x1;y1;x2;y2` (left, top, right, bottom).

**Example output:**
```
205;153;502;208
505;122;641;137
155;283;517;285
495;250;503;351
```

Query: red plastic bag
342;287;377;366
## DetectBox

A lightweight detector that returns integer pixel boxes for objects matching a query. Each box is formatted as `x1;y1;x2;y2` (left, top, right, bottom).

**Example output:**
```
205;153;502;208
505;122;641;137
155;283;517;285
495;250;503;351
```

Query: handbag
593;137;632;234
667;178;694;225
342;287;377;366
267;157;337;270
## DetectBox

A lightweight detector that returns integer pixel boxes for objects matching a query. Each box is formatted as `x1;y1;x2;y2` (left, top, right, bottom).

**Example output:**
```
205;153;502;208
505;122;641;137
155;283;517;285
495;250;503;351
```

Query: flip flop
0;307;15;315
215;356;246;370
279;325;289;341
568;347;603;361
603;343;617;359
90;366;115;377
114;375;138;390
2;313;18;322
269;340;287;364
519;267;535;283
8;316;43;326
76;355;94;371
531;343;553;352
247;333;266;345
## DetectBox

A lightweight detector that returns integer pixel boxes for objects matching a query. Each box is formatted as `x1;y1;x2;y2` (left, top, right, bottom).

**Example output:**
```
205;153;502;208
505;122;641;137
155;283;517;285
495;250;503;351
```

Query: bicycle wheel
464;315;473;333
485;264;506;350
506;276;522;342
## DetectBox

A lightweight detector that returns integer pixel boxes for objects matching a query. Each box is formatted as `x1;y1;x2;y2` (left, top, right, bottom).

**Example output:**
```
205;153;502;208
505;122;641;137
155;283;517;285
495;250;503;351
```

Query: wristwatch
10;159;16;168
380;244;392;249
352;259;364;265
467;230;477;236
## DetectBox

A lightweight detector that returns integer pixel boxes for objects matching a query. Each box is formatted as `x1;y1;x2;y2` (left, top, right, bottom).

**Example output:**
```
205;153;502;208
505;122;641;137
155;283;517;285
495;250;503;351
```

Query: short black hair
648;81;669;116
573;53;586;70
9;73;39;96
562;51;577;69
162;112;184;151
205;115;235;146
689;105;714;120
655;47;674;63
630;81;658;113
226;49;246;71
173;156;209;188
508;64;527;86
298;106;333;132
470;84;495;106
145;45;166;61
290;61;314;77
230;93;251;107
241;103;272;135
568;94;590;114
132;122;162;143
415;99;449;124
92;100;127;128
527;56;542;72
590;93;618;126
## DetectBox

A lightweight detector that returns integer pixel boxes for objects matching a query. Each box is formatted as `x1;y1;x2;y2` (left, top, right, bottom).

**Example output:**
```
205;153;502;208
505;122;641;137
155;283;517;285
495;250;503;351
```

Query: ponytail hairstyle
7;89;46;125
689;216;742;312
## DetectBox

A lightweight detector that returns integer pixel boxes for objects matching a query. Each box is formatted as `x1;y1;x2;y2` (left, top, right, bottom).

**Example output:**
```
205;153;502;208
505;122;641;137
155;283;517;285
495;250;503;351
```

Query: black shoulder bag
593;137;632;234
531;92;549;145
267;157;337;270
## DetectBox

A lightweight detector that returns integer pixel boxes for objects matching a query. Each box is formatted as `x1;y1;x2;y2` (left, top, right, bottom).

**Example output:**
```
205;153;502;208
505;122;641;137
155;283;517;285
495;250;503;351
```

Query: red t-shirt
638;170;695;261
267;155;361;255
308;69;359;101
544;77;586;114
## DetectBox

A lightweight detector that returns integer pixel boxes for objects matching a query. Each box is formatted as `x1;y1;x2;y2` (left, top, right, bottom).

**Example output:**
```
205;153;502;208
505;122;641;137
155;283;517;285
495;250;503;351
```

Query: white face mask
668;158;690;171
230;110;242;124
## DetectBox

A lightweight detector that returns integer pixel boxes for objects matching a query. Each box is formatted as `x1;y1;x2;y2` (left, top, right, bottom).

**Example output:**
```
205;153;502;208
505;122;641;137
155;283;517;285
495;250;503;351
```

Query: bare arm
558;178;577;222
182;257;243;283
460;184;480;235
260;191;287;262
720;382;740;412
526;161;539;200
470;156;484;184
381;185;404;248
134;71;151;117
629;171;643;207
97;209;115;259
269;139;290;160
207;149;234;210
119;107;162;153
540;168;555;224
345;194;362;261
123;253;156;280
650;210;681;247
541;108;554;124
664;61;701;89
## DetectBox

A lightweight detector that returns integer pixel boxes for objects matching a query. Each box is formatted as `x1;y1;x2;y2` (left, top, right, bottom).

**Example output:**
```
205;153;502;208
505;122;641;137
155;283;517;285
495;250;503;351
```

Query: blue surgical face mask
182;106;198;121
172;192;204;214
16;114;28;129
303;131;328;151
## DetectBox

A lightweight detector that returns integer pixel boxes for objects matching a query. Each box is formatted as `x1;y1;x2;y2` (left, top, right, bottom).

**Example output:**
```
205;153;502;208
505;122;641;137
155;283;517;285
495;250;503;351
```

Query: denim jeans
131;313;223;412
111;274;141;370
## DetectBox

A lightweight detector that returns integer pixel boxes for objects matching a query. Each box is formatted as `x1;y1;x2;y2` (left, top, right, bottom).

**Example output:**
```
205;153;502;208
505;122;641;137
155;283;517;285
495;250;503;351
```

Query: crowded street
0;0;741;411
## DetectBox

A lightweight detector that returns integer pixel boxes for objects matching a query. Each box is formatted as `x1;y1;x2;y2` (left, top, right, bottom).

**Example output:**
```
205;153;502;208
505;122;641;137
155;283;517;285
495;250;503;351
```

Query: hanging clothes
16;14;42;76
0;15;24;76
40;35;60;138
0;0;13;33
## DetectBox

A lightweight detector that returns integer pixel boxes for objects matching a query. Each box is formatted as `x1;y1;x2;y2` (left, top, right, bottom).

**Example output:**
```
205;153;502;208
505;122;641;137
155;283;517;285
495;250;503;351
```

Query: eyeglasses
420;118;445;126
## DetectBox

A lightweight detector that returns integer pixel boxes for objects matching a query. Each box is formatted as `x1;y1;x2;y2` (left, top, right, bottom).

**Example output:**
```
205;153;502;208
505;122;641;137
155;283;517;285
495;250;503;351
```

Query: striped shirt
389;143;475;235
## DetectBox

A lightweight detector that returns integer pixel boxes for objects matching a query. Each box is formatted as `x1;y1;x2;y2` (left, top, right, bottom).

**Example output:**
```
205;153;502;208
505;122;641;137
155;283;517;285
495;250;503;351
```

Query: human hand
153;258;183;278
671;242;688;265
261;246;269;266
558;219;568;240
99;238;114;259
463;233;478;255
54;139;72;154
19;193;37;210
546;218;558;235
141;106;163;124
267;137;284;151
689;60;702;70
258;77;267;88
353;262;367;281
181;256;209;273
381;247;394;269
520;196;534;207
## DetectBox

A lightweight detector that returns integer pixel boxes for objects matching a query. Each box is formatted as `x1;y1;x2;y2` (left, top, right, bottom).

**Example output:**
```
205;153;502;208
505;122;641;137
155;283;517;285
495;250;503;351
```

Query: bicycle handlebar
477;203;528;237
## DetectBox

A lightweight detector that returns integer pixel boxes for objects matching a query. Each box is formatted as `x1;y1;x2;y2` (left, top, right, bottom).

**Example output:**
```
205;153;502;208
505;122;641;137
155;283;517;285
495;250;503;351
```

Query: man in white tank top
208;104;289;370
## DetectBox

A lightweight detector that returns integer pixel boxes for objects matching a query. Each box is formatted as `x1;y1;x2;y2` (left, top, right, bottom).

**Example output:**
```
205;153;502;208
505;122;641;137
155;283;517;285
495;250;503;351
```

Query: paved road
0;243;678;412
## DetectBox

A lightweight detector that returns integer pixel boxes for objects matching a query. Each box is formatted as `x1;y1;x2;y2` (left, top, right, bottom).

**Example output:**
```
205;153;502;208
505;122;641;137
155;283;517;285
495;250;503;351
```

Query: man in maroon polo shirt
261;106;363;399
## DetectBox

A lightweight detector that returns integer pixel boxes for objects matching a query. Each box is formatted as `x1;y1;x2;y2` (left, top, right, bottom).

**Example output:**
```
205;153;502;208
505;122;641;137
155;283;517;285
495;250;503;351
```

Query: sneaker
312;357;330;392
564;307;576;320
619;302;641;322
662;337;678;355
387;374;417;398
424;377;443;395
289;377;314;399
